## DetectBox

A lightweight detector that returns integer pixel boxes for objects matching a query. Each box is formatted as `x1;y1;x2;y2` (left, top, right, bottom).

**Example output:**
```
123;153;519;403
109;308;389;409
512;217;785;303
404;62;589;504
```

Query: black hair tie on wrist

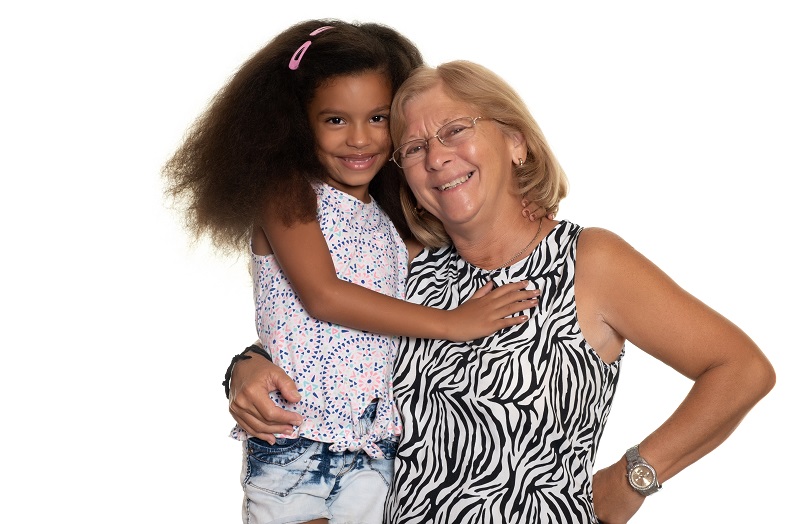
222;345;273;399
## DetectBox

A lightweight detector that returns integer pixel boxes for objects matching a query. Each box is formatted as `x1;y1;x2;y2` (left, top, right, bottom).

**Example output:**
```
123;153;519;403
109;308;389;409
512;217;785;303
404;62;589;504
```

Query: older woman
229;61;775;524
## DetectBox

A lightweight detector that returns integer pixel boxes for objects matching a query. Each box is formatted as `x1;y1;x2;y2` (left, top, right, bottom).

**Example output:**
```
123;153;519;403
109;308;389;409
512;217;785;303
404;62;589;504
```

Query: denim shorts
241;404;397;524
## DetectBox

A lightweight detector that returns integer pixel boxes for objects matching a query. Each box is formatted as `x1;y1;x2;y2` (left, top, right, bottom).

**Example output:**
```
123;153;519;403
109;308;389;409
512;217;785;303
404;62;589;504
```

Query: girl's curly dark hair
163;19;423;252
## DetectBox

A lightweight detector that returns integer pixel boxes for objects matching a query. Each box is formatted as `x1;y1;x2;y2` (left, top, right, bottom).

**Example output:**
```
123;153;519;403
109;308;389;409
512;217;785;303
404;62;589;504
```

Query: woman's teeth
438;172;473;191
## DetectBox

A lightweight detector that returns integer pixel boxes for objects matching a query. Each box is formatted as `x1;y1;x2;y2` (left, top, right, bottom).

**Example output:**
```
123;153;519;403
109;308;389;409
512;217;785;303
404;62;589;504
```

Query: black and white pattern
385;221;623;524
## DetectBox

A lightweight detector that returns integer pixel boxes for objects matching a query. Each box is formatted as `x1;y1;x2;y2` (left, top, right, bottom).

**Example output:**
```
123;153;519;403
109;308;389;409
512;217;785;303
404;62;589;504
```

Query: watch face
630;464;655;489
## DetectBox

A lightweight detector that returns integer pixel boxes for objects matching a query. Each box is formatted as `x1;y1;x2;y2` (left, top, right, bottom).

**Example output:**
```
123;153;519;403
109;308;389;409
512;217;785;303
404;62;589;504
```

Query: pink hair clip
289;26;334;70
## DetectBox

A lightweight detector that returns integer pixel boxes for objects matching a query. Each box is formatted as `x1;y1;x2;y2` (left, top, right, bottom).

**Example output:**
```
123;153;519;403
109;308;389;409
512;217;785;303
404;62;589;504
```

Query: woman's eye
405;143;424;156
445;125;467;137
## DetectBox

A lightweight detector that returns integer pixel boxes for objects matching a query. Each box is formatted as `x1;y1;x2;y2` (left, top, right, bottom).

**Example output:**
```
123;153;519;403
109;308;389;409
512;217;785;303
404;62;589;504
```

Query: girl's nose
347;124;371;148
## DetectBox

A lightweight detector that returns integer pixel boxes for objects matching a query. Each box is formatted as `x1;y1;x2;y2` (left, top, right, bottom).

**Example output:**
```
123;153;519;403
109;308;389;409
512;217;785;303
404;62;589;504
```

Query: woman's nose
424;139;452;170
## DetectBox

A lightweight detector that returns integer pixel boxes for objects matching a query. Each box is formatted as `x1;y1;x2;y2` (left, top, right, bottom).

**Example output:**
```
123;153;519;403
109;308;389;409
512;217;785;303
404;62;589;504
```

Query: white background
1;1;783;522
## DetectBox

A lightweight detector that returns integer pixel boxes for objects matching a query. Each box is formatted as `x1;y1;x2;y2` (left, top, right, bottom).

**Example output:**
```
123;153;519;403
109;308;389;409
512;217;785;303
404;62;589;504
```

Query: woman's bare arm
576;228;775;523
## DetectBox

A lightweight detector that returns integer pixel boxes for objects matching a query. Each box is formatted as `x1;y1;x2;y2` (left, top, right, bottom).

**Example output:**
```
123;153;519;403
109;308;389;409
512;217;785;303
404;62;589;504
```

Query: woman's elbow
757;356;776;398
742;352;776;403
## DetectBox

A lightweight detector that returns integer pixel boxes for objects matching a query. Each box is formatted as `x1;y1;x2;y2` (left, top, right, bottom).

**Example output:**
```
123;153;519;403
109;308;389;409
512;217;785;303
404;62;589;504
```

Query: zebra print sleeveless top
385;221;623;524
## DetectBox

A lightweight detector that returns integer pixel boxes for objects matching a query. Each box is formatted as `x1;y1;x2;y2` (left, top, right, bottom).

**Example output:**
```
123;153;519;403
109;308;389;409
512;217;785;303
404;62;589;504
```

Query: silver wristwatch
625;445;662;496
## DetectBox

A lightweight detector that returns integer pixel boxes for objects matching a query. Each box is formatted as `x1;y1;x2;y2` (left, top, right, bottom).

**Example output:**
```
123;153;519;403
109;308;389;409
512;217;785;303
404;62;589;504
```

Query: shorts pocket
367;438;398;487
246;437;315;465
244;437;318;496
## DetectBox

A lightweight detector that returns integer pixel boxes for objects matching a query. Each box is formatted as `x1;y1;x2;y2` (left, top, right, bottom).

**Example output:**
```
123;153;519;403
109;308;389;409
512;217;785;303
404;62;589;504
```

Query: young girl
163;19;543;524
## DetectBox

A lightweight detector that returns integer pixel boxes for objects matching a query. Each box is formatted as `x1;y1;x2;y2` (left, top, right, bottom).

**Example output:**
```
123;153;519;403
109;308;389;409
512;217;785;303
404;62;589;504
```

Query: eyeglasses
390;116;483;168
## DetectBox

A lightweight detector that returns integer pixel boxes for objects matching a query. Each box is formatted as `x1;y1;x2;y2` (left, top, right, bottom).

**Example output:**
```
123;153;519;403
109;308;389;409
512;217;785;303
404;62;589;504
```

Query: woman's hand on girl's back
229;352;303;444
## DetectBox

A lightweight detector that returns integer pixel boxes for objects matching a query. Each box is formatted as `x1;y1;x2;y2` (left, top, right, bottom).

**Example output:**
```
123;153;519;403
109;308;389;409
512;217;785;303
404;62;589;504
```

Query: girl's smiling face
308;71;393;202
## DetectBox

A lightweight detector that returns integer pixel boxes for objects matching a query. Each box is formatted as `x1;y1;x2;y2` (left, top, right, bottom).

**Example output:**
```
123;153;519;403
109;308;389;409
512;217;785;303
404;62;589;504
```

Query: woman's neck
449;212;546;270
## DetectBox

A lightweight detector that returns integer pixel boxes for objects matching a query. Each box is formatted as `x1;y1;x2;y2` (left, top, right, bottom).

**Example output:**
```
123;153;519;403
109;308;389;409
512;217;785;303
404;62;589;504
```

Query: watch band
625;444;662;496
625;445;641;464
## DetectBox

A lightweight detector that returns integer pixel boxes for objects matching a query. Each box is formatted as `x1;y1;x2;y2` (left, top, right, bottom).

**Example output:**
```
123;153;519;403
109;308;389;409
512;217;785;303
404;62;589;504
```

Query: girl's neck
323;179;371;203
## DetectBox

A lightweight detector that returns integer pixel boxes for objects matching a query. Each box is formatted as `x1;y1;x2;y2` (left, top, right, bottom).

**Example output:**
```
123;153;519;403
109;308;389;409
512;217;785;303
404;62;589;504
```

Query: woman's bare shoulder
576;226;637;264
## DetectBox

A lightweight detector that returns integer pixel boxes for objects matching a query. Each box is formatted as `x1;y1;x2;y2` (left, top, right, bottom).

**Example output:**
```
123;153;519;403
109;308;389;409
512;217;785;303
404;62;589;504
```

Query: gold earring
518;157;524;167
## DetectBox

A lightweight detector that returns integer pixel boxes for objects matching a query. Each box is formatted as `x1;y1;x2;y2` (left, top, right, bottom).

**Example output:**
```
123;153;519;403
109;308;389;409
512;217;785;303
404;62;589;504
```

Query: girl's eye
371;115;389;123
326;117;345;125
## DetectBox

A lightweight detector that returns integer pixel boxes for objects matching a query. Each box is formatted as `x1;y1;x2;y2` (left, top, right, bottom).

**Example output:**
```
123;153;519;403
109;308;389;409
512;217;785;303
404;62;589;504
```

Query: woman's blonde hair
390;60;569;248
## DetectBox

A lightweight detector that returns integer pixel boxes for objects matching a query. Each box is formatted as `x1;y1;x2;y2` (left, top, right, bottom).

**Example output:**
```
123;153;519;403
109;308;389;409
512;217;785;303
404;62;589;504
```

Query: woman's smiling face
399;83;524;233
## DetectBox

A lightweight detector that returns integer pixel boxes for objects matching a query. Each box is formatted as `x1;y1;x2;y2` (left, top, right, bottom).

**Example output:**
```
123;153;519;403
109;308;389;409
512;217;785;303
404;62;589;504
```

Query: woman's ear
507;131;526;166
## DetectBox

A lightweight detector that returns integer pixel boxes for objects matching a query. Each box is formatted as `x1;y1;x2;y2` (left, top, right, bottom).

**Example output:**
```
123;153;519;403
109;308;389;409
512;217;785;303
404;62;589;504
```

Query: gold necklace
495;218;543;270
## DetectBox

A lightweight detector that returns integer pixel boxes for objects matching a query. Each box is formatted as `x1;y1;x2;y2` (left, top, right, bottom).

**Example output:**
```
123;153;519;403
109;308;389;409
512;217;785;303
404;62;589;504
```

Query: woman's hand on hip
592;459;645;524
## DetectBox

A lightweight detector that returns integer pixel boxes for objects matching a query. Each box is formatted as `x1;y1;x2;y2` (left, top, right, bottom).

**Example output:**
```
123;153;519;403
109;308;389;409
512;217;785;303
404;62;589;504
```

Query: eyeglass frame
389;116;484;168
